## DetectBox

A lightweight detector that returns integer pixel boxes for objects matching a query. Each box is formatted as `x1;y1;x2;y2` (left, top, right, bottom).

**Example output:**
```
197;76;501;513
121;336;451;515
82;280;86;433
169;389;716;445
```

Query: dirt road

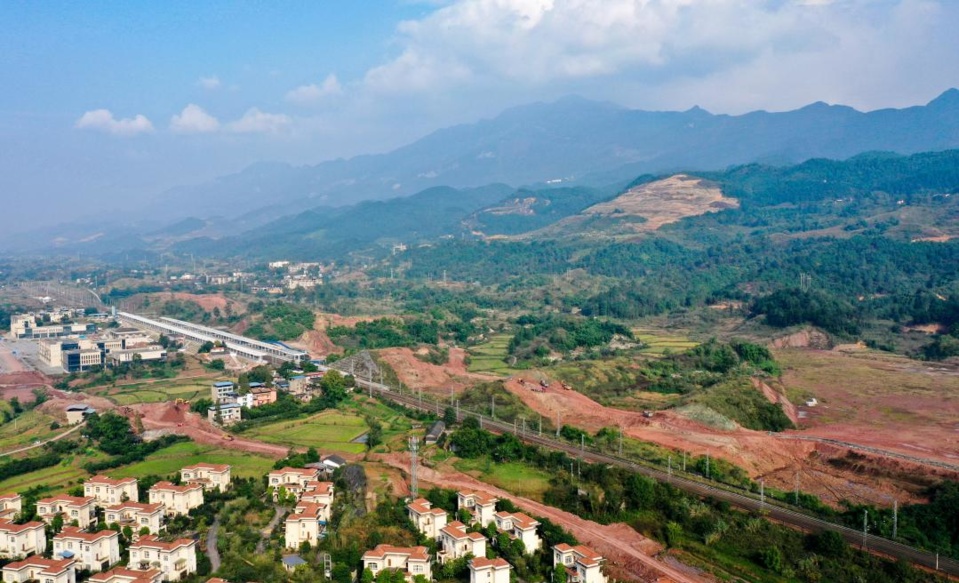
0;422;85;457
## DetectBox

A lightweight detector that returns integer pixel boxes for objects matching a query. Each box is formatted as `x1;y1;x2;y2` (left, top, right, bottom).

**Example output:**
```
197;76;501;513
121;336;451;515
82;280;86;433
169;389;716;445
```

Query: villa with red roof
362;545;432;582
456;490;499;527
284;502;327;549
553;544;607;583
84;476;139;505
469;557;511;583
180;463;231;492
128;536;197;582
0;519;46;559
2;556;76;583
406;498;447;539
36;495;98;529
148;482;203;516
53;526;120;572
104;502;165;535
0;493;22;520
267;467;320;500
438;521;486;563
88;566;163;583
494;511;541;553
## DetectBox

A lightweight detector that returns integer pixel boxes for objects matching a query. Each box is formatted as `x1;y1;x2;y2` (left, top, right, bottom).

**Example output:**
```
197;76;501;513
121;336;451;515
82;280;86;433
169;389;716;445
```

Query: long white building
116;312;308;365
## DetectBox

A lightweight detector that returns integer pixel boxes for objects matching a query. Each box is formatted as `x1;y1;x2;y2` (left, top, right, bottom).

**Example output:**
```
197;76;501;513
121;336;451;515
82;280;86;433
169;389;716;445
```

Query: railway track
359;379;959;576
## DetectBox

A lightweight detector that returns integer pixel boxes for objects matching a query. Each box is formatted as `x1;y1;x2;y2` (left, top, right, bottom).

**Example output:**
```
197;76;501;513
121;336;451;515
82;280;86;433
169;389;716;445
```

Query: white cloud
285;74;343;105
227;108;292;134
74;109;154;136
170;104;220;134
197;75;222;90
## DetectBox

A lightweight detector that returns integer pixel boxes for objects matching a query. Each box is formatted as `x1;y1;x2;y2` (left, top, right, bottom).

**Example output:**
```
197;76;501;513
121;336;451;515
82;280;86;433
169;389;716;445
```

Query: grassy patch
467;334;525;375
108;441;275;479
95;380;211;406
0;410;62;452
453;457;552;500
633;328;699;355
245;410;368;453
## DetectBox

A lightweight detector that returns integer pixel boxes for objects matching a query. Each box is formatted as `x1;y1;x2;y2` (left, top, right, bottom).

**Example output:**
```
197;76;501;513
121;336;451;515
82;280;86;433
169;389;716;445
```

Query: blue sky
3;0;959;228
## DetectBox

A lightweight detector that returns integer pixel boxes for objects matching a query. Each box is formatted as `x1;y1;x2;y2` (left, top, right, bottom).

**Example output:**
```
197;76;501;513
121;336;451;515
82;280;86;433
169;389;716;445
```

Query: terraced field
467;334;524;375
93;380;213;406
634;328;698;356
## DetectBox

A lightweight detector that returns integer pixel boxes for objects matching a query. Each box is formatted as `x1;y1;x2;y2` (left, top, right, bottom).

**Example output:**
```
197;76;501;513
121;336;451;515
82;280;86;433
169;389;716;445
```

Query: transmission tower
409;437;420;497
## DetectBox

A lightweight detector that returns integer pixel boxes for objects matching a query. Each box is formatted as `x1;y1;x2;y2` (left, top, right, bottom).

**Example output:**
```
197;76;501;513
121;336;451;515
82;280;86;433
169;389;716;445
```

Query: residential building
553;544;606;583
128;536;196;582
85;476;139;505
180;463;231;492
0;519;46;559
148;482;203;516
282;555;307;573
299;481;334;517
2;557;76;583
321;455;346;472
362;545;431;582
424;421;446;445
250;386;277;407
438;521;486;563
36;495;98;529
457;491;498;527
88;567;163;583
284;502;326;549
207;403;241;426
406;498;447;540
104;502;165;535
493;511;541;554
0;494;22;520
53;526;120;572
267;467;319;500
210;382;235;403
469;557;511;583
65;405;96;425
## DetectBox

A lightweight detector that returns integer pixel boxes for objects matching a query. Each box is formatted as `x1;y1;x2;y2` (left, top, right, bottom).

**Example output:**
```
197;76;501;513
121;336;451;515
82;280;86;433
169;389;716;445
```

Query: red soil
377;347;496;394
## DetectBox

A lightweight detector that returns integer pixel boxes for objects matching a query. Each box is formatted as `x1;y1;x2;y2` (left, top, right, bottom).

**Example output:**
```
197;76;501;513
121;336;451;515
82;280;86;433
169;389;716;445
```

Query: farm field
633;328;698;355
90;379;219;406
467;334;524;375
109;441;274;480
244;410;369;454
0;410;63;452
452;457;552;501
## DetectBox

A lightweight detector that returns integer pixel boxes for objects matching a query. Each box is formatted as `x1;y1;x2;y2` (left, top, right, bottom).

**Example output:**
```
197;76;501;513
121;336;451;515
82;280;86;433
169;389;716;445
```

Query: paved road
0;422;85;458
207;517;221;573
256;505;288;554
363;379;959;577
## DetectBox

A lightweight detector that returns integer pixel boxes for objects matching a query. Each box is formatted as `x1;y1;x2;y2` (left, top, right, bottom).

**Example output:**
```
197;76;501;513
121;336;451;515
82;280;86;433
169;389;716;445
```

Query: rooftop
130;535;195;552
362;544;430;562
56;525;119;543
150;481;202;494
87;475;137;487
470;557;511;570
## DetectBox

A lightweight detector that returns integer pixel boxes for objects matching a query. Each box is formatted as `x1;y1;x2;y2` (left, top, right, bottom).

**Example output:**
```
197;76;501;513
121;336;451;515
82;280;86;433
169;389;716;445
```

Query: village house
65;404;96;425
267;467;320;500
493;511;541;554
321;454;346;473
148;482;203;516
84;476;139;505
210;381;236;403
2;557;76;583
284;502;326;549
469;557;511;583
53;526;120;573
207;403;242;426
406;498;447;539
0;494;21;521
553;544;607;583
0;519;46;559
438;521;486;563
457;491;499;527
104;502;165;535
362;545;431;582
128;536;197;582
36;495;98;529
299;481;334;519
87;567;163;583
250;386;277;407
180;463;232;492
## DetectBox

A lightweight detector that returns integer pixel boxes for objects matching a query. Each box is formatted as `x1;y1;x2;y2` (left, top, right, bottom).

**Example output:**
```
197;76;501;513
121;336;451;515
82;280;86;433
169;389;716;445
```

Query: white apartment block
457;491;499;527
88;567;163;583
553;544;607;583
53;526;120;573
406;498;448;539
180;463;231;492
494;511;541;554
362;545;432;582
0;494;22;520
36;496;98;529
2;557;75;583
0;520;46;559
85;476;139;505
284;502;326;549
469;557;511;583
148;482;203;517
128;536;197;582
267;467;320;500
438;521;486;563
104;502;165;535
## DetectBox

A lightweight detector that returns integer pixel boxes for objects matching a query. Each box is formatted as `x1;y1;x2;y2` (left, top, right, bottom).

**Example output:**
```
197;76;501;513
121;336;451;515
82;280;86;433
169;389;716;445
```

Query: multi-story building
267;467;320;500
457;491;499;527
207;403;242;426
128;536;197;582
148;482;203;516
299;481;334;519
493;511;541;554
469;557;511;583
2;557;76;583
284;502;326;549
85;476;139;505
553;544;606;583
438;521;486;563
87;567;163;583
36;495;98;529
53;526;120;573
250;387;277;407
406;498;448;540
103;502;165;535
11;313;96;340
210;382;235;403
0;494;22;520
179;463;232;492
362;545;431;582
0;519;46;559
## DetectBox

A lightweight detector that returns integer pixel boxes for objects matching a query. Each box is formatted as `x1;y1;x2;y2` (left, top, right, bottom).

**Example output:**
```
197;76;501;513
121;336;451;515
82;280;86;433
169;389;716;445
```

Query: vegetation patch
244;410;369;453
109;441;275;479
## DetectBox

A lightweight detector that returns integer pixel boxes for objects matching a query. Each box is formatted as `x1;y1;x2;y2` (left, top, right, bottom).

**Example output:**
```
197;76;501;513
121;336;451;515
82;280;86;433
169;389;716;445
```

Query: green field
109;441;275;479
452;457;552;501
92;380;215;406
0;410;65;452
634;328;699;355
245;410;369;454
467;334;524;375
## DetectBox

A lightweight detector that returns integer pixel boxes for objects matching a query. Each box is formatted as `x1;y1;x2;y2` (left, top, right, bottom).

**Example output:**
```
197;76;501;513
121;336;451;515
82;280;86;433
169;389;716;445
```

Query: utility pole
555;413;561;437
705;453;710;480
682;451;686;472
618;424;623;457
795;472;800;505
760;480;765;510
668;456;672;481
491;395;495;419
409;437;419;497
538;415;542;436
862;510;868;550
893;499;898;540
